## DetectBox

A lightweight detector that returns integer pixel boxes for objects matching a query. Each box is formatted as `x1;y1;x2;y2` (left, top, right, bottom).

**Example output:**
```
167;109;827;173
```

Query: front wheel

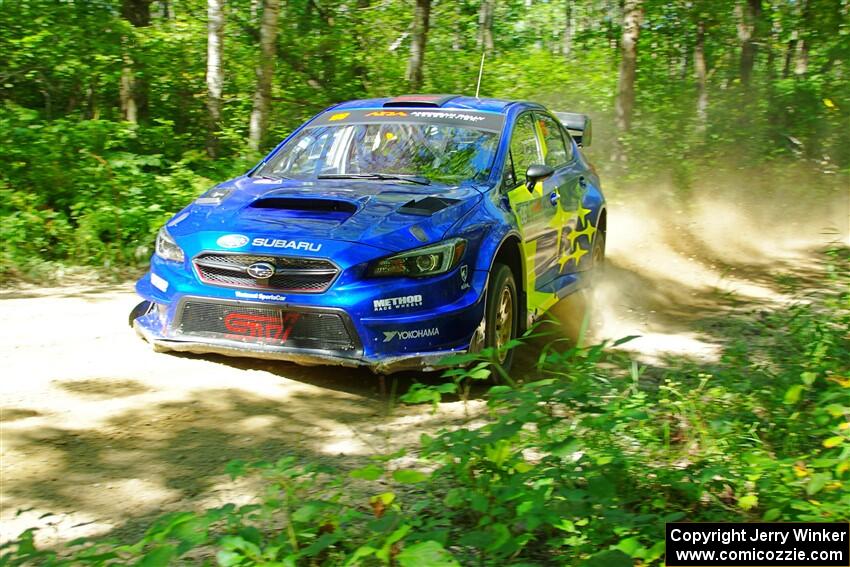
484;263;518;371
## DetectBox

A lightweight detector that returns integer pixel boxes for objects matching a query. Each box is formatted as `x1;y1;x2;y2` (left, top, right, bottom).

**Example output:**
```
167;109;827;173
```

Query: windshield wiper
318;173;431;186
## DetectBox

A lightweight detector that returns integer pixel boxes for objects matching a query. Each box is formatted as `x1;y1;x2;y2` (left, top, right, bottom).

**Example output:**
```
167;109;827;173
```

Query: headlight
195;186;233;205
369;238;466;277
155;227;185;263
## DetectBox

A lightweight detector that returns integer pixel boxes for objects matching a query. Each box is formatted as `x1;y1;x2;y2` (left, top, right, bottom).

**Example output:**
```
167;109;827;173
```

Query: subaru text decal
373;294;423;312
252;238;322;252
382;328;440;342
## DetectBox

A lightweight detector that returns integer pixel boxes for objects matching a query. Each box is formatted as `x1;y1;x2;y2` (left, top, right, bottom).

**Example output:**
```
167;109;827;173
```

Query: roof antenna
475;51;486;99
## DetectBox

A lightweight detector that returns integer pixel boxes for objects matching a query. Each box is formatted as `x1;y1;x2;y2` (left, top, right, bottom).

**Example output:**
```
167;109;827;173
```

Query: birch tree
405;0;431;91
613;0;643;162
695;19;708;131
206;0;225;157
736;0;762;87
119;0;152;123
478;0;494;52
248;0;281;151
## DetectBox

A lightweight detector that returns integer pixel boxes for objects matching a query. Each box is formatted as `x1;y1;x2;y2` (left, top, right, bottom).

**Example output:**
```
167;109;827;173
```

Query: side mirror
525;164;554;191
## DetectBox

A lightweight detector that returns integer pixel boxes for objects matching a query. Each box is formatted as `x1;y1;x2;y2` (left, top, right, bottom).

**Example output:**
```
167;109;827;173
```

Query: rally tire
590;230;606;280
485;263;519;372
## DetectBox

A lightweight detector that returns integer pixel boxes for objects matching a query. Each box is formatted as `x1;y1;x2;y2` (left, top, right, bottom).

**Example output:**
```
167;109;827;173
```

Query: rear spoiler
553;111;592;147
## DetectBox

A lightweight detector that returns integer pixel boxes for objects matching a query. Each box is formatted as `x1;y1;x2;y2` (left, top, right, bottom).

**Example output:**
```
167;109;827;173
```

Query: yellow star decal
567;223;597;247
559;244;588;268
576;204;592;226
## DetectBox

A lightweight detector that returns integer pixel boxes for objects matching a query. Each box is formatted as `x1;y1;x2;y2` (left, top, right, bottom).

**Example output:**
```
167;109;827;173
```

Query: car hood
167;176;484;253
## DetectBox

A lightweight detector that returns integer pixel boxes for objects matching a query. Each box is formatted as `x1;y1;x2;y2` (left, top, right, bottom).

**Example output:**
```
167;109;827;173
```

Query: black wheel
128;300;153;328
485;263;518;371
590;230;606;280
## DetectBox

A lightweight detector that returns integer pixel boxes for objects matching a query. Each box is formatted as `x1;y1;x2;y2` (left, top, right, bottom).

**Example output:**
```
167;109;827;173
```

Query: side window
509;114;542;187
535;113;570;167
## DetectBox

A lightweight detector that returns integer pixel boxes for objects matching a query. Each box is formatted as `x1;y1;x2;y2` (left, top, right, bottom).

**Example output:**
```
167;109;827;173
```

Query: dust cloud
552;168;849;363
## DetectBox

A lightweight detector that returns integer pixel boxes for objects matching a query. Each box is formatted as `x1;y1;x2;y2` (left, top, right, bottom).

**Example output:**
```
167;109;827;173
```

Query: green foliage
2;253;847;565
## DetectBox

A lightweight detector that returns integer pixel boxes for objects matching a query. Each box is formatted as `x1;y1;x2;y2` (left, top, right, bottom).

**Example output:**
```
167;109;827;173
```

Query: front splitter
134;321;467;374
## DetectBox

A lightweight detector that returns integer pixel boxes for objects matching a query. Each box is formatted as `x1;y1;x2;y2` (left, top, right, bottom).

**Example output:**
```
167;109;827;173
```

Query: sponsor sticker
373;294;423;312
366;110;408;117
252;238;322;252
410;111;486;122
460;264;470;290
235;291;287;301
328;112;350;121
150;272;169;292
217;234;249;249
383;327;440;343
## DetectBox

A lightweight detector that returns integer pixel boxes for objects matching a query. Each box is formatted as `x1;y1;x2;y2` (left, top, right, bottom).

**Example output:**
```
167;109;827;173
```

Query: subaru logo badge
247;262;275;279
216;234;249;249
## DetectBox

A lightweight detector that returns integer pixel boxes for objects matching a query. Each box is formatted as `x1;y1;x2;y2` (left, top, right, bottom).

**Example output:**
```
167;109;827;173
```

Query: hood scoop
398;196;460;216
249;197;358;222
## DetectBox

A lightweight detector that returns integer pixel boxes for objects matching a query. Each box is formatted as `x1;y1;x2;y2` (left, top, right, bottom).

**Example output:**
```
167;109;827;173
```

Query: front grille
177;300;358;352
194;253;339;293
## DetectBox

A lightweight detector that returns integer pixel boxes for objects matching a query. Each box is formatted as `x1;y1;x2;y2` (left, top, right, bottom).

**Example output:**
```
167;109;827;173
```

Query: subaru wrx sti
131;94;606;373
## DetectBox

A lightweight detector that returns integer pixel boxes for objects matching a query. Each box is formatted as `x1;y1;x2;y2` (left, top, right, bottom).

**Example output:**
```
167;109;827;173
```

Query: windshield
256;121;500;184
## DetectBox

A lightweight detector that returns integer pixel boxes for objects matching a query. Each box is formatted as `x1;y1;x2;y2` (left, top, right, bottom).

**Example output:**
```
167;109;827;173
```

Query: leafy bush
0;104;253;281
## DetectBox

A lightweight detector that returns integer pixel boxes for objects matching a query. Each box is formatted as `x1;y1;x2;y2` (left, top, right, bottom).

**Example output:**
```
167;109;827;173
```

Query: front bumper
134;263;487;373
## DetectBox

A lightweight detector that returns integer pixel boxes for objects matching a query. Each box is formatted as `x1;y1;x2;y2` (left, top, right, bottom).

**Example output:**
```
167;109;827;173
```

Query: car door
505;112;562;316
532;112;590;288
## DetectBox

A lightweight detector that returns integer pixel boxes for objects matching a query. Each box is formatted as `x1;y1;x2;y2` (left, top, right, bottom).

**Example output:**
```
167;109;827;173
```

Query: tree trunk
478;0;494;52
119;0;151;123
562;0;572;57
613;0;643;162
694;20;708;132
119;51;138;123
248;0;281;151
794;0;811;75
736;0;761;87
405;0;431;91
782;32;797;78
206;0;225;157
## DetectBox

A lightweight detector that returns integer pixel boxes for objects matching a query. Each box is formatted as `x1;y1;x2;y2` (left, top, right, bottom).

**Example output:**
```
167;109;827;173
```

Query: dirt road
1;180;846;546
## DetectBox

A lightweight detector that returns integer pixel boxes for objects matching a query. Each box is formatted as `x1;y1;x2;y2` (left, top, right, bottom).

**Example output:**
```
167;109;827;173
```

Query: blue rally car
131;94;606;373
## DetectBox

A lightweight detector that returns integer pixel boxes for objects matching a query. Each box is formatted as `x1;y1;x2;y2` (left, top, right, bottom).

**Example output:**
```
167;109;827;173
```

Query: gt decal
224;312;300;342
366;111;408;117
328;112;350;121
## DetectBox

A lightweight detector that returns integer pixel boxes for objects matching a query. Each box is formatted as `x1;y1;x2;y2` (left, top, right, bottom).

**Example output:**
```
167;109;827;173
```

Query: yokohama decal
224;312;301;343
